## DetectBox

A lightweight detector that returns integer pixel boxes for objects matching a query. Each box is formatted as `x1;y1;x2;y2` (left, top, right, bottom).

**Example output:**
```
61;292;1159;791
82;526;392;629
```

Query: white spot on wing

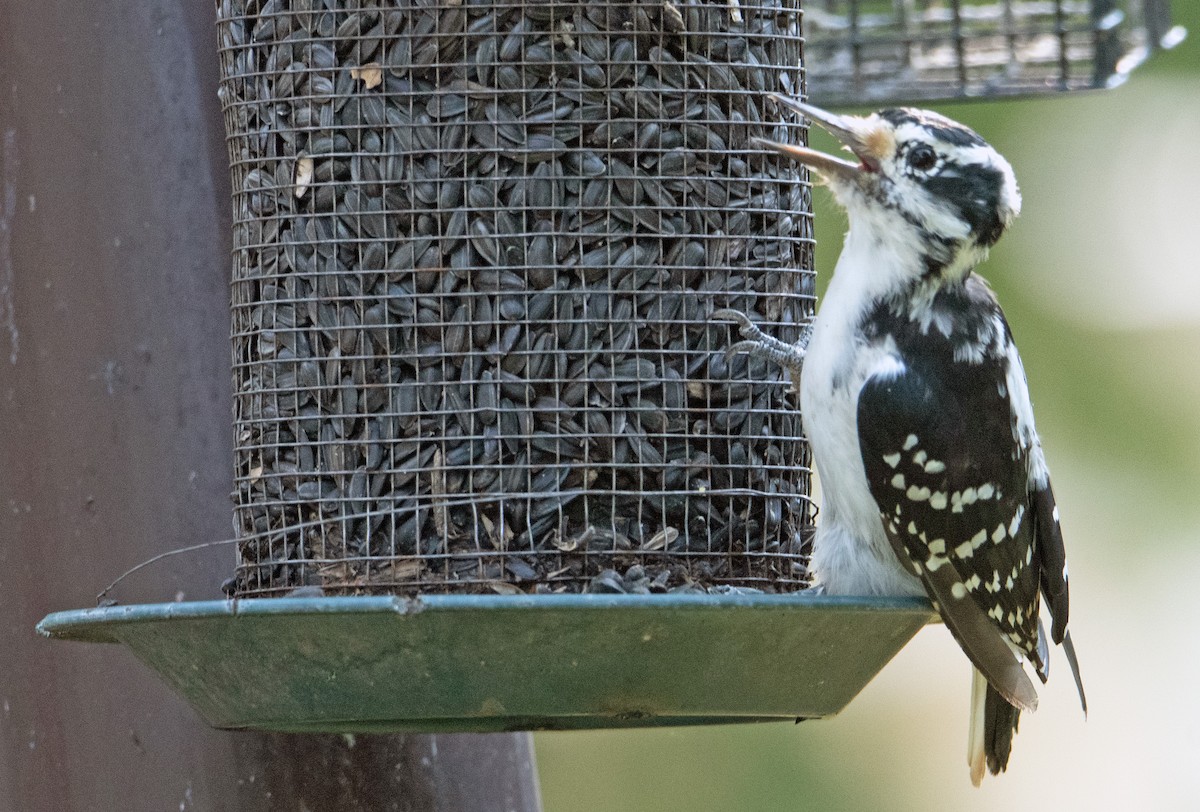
953;339;987;364
1008;504;1026;538
883;452;901;468
903;434;919;451
906;485;931;501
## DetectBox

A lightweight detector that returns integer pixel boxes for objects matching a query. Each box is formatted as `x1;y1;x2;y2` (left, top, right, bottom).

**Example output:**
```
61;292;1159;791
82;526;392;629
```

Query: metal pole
0;2;542;809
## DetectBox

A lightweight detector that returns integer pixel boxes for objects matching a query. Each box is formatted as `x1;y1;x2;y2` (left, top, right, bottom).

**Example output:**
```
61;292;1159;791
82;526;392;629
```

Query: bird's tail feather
968;669;987;786
968;668;1022;787
1062;630;1088;715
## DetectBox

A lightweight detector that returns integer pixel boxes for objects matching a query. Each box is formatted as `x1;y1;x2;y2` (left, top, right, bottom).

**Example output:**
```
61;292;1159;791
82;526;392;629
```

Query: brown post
0;2;541;809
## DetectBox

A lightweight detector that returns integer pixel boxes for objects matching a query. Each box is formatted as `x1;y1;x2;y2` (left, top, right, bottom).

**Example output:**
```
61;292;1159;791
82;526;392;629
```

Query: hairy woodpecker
716;95;1086;784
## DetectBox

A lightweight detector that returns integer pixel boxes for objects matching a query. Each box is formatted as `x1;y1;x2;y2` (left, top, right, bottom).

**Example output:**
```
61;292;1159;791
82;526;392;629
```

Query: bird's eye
907;144;938;172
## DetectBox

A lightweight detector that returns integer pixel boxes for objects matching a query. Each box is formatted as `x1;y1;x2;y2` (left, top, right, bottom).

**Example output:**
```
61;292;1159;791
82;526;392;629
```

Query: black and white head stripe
874;109;1022;250
878;108;988;149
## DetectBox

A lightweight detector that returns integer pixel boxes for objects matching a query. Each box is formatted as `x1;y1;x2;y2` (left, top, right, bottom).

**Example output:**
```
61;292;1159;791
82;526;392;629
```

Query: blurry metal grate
804;0;1186;106
215;0;816;599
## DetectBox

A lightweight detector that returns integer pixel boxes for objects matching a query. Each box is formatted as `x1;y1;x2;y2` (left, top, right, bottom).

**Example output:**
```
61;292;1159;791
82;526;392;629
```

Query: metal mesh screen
805;0;1183;106
216;0;814;597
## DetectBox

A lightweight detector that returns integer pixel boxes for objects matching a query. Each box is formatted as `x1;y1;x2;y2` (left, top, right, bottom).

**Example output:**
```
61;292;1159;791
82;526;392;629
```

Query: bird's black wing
1031;477;1067;643
1028;411;1087;712
857;338;1042;712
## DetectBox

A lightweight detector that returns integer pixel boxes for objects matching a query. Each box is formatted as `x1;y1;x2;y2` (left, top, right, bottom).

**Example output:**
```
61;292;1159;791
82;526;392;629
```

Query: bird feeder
804;0;1185;106
220;0;815;600
38;0;1178;733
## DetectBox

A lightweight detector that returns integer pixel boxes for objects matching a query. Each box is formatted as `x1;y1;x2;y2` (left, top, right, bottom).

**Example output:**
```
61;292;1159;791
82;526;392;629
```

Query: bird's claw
710;308;755;330
727;338;770;357
710;308;809;375
710;308;766;350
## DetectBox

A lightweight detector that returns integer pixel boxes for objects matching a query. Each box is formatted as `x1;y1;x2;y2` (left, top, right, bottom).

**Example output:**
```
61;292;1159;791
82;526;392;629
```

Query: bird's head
756;95;1022;281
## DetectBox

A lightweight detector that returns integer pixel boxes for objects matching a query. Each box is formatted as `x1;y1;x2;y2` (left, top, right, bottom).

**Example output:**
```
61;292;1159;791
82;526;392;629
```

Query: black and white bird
716;95;1086;784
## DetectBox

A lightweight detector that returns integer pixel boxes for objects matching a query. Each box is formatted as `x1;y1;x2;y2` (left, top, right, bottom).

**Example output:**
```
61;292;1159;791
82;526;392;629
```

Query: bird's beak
752;94;880;181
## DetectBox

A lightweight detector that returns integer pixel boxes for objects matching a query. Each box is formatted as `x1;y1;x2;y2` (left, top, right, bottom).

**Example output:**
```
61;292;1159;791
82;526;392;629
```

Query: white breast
799;229;926;598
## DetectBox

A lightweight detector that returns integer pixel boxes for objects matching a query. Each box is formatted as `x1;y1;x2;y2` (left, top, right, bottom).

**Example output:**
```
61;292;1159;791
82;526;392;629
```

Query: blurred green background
536;6;1200;809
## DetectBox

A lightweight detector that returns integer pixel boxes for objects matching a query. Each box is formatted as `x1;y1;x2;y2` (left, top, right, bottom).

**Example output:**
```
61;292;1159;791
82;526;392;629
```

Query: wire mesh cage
216;0;815;598
804;0;1184;106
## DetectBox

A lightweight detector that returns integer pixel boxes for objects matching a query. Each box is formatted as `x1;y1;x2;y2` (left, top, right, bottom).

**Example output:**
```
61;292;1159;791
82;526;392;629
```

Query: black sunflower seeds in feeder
220;0;817;598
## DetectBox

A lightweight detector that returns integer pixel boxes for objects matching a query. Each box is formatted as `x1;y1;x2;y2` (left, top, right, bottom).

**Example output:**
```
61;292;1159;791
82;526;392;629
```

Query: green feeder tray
37;593;933;733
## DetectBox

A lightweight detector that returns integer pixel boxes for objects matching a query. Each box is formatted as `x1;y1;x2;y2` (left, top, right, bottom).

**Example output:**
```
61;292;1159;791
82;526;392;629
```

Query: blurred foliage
538;5;1200;809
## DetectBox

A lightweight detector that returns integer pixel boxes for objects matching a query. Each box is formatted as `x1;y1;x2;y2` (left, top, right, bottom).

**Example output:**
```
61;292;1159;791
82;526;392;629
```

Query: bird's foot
710;309;809;376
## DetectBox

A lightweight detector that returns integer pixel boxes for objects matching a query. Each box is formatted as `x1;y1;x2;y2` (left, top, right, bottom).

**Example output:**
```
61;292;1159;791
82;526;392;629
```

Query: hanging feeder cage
38;0;1178;733
221;0;815;601
804;0;1185;107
